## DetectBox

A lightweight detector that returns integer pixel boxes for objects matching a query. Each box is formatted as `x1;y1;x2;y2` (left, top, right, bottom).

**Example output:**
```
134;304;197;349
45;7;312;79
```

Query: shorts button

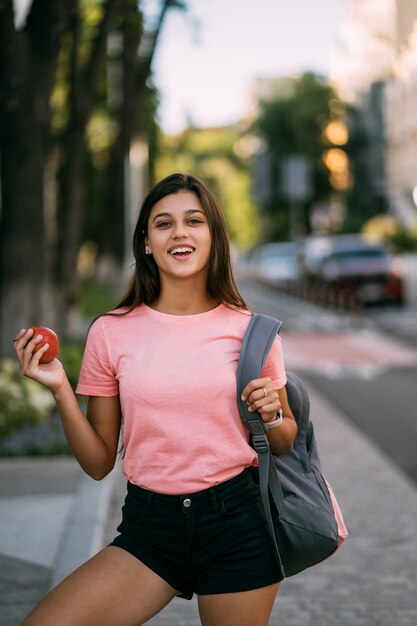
183;498;191;508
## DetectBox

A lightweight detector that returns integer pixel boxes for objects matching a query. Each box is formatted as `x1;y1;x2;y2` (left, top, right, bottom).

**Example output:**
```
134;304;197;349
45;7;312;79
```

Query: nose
172;224;188;239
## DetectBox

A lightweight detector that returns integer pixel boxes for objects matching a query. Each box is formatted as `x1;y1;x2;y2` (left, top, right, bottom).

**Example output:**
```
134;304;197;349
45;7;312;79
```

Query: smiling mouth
169;246;195;256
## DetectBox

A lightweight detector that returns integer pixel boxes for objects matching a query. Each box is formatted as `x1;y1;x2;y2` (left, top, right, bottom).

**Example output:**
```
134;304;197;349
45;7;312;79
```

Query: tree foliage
0;0;185;355
256;72;336;240
156;126;260;249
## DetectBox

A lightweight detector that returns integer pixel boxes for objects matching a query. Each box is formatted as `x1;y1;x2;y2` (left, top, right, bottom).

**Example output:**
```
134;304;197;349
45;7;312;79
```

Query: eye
155;220;171;228
188;218;203;225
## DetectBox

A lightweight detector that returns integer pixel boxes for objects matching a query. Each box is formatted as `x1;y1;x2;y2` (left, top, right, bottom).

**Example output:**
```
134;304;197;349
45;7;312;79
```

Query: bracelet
265;409;284;429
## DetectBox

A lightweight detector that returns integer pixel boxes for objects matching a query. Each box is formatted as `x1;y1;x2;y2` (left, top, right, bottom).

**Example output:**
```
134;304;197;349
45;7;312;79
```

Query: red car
301;234;405;307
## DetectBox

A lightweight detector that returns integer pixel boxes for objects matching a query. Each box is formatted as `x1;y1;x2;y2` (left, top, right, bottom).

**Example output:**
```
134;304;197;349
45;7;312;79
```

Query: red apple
30;326;59;363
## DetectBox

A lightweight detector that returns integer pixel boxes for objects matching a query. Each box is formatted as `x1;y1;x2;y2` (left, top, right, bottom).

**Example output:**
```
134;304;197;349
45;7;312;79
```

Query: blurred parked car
238;242;300;292
301;234;405;307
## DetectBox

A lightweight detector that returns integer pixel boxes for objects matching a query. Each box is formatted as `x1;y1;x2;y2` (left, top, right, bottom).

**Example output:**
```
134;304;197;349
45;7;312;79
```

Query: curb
49;465;119;589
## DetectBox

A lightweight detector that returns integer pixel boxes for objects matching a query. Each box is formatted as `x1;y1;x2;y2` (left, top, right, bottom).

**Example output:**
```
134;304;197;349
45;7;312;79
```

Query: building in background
246;75;299;211
246;76;298;120
330;0;396;225
331;0;396;103
385;0;417;228
332;0;417;231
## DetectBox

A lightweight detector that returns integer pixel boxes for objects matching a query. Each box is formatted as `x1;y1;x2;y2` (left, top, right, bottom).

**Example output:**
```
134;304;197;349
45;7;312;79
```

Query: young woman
13;173;297;626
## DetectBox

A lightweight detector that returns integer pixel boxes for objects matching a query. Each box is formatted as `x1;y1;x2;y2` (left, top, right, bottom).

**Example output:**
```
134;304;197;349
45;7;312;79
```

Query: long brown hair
114;172;246;311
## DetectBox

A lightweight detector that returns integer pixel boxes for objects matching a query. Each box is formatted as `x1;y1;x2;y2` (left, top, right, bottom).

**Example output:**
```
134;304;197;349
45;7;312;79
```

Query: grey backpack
237;313;348;578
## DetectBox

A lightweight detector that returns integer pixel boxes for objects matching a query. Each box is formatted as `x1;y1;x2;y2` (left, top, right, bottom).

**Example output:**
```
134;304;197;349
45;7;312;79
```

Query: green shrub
59;343;84;389
0;359;55;442
386;228;417;253
79;279;120;317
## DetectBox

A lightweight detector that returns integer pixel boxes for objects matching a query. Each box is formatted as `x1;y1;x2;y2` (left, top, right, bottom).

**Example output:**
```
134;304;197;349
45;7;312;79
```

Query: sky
152;0;348;134
13;0;348;134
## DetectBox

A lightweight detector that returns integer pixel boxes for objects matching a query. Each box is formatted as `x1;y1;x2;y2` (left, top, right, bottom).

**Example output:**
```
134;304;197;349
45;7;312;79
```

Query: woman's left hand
241;377;281;425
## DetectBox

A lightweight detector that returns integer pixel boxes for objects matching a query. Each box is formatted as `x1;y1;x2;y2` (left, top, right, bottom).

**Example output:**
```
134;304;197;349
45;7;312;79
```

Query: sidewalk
1;383;417;626
0;459;118;625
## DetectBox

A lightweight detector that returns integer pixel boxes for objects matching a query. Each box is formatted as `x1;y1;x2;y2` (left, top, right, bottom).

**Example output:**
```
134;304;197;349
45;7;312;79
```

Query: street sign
281;155;312;201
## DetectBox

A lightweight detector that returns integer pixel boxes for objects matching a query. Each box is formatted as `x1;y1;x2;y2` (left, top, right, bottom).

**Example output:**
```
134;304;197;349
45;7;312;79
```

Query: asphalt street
303;367;417;485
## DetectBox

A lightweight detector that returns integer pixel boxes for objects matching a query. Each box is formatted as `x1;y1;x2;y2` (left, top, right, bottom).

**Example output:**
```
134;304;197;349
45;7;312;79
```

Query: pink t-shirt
76;303;287;494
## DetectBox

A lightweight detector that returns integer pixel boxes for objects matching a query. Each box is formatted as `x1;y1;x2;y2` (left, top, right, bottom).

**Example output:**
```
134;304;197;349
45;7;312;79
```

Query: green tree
342;104;381;232
101;0;185;267
0;0;76;356
256;72;335;240
156;126;260;249
0;0;185;355
52;0;120;330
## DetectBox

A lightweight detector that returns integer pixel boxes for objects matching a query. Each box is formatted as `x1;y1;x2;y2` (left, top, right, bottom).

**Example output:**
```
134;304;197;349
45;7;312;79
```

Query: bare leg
198;583;280;626
21;546;178;626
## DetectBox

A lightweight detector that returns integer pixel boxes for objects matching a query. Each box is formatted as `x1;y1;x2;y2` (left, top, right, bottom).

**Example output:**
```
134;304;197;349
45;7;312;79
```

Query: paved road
365;305;417;348
364;252;417;346
238;252;417;347
303;367;417;483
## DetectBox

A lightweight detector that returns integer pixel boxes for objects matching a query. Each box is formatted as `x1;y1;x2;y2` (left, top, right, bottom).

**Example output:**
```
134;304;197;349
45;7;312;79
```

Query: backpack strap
237;313;282;430
237;313;286;577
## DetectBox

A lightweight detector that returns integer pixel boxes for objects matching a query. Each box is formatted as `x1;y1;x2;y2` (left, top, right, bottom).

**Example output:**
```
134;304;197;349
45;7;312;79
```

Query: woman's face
145;191;212;284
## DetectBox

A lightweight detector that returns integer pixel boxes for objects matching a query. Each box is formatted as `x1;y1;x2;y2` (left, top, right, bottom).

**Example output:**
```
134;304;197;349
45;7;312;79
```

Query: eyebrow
151;209;205;223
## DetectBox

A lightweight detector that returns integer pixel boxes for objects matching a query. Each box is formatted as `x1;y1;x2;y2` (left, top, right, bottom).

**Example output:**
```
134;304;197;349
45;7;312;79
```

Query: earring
145;246;151;255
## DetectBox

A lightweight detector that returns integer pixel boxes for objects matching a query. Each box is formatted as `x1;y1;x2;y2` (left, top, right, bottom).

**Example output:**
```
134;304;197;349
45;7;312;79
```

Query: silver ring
262;387;268;397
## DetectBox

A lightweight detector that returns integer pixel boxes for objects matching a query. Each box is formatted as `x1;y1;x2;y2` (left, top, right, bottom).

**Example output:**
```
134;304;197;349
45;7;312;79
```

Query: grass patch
79;280;121;317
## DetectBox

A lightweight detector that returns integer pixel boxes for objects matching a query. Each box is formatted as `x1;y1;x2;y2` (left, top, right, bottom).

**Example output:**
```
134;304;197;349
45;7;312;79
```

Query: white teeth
170;247;194;255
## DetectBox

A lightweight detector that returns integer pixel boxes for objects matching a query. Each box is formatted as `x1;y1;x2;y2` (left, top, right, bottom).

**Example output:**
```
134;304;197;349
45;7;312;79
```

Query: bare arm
53;382;121;479
241;377;297;456
13;328;121;480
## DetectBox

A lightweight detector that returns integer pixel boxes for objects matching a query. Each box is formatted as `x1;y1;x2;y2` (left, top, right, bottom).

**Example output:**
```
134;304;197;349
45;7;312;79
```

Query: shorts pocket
221;481;262;516
117;497;149;536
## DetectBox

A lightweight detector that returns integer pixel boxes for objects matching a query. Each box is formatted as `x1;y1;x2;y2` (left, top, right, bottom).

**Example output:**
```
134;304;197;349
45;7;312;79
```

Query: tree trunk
101;0;181;268
0;0;75;356
0;106;48;355
54;0;118;335
101;0;143;266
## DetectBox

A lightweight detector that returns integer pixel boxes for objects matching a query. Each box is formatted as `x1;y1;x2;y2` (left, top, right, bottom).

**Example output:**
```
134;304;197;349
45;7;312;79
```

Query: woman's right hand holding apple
13;328;67;395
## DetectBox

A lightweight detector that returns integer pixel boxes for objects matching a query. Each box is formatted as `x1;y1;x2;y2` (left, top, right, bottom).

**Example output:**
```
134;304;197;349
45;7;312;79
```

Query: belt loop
209;487;219;511
147;491;154;514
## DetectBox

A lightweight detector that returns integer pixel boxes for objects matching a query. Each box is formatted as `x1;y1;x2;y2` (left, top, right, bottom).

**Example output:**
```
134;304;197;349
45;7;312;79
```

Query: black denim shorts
110;468;282;599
